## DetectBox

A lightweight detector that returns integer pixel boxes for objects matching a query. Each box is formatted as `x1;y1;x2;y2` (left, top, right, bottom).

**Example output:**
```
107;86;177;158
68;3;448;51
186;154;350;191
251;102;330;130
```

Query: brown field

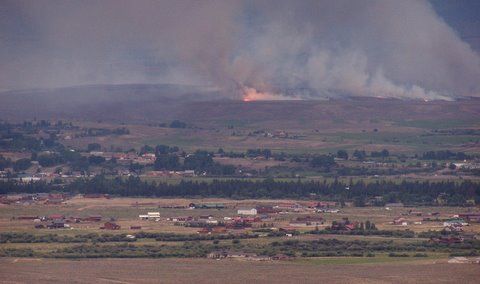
1;257;479;283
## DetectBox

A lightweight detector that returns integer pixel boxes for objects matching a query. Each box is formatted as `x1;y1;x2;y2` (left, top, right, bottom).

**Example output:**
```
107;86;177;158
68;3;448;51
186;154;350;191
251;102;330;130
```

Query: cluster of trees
2;121;126;156
78;127;130;137
169;120;187;129
311;228;417;238
0;232;257;244
353;150;367;160
268;238;480;258
335;149;390;160
335;166;423;177
0;155;11;170
13;158;32;171
310;155;335;169
146;144;182;171
87;143;102;152
154;154;181;170
1;121;128;154
33;149;109;171
36;153;66;167
218;148;286;161
2;155;37;172
0;133;43;151
0;121;90;172
155;121;189;129
3;236;478;259
345;149;390;160
0;121;54;151
0;233;136;243
218;148;389;164
336;150;348;160
1;176;478;205
184;151;235;175
1;120;77;134
422;150;470;161
246;149;272;159
134;232;257;242
154;150;235;175
19;120;76;131
371;149;390;158
2;242;210;258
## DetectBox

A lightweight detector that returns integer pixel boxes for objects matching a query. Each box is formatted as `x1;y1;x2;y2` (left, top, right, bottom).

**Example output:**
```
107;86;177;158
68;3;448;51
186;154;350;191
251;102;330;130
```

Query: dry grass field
0;257;479;283
28;95;476;155
59;118;480;154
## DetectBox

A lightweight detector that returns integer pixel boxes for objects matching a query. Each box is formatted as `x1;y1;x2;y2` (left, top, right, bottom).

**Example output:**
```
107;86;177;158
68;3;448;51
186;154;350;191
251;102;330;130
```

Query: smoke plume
1;0;479;100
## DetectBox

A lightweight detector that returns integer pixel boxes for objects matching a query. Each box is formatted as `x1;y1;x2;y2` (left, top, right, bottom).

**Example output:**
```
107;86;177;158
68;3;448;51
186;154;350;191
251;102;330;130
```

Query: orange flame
242;86;278;102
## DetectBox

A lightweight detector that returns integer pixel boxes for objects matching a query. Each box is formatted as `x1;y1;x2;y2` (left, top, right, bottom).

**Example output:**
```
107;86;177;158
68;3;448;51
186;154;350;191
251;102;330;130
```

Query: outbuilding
237;208;257;216
101;222;121;230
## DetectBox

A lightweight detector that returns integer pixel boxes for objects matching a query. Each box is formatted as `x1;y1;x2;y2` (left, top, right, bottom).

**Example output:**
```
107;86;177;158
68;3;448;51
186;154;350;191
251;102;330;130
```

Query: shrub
413;253;428;257
388;252;409;257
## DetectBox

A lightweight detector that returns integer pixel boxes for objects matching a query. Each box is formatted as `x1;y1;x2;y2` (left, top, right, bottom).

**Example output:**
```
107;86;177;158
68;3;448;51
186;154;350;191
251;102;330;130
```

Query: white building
237;208;257;216
139;212;161;220
206;219;219;225
19;177;41;182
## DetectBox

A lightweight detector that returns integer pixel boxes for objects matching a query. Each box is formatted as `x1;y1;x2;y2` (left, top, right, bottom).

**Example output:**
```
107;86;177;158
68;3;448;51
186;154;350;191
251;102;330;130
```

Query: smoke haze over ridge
1;0;479;100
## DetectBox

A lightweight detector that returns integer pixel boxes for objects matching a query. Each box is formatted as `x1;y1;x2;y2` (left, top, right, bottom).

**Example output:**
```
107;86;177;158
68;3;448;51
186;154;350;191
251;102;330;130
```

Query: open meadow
1;257;479;284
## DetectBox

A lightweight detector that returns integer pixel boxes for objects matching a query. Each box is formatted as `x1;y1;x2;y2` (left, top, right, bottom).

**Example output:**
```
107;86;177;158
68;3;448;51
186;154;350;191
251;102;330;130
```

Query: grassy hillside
1;84;479;154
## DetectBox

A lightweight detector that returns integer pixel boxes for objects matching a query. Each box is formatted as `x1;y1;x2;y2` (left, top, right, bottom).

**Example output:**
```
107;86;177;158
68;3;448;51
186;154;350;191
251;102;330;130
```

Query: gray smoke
1;0;479;99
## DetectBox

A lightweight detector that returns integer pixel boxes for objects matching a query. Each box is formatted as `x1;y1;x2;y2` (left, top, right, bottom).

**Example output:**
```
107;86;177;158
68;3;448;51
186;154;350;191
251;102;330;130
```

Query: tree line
1;176;478;205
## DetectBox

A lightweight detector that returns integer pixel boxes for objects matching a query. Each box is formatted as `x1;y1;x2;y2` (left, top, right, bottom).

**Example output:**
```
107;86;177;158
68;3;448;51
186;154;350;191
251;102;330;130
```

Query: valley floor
1;257;479;284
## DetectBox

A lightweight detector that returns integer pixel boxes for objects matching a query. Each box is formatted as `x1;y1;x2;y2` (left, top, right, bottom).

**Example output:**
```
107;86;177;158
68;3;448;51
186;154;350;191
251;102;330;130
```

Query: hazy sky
1;0;479;100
